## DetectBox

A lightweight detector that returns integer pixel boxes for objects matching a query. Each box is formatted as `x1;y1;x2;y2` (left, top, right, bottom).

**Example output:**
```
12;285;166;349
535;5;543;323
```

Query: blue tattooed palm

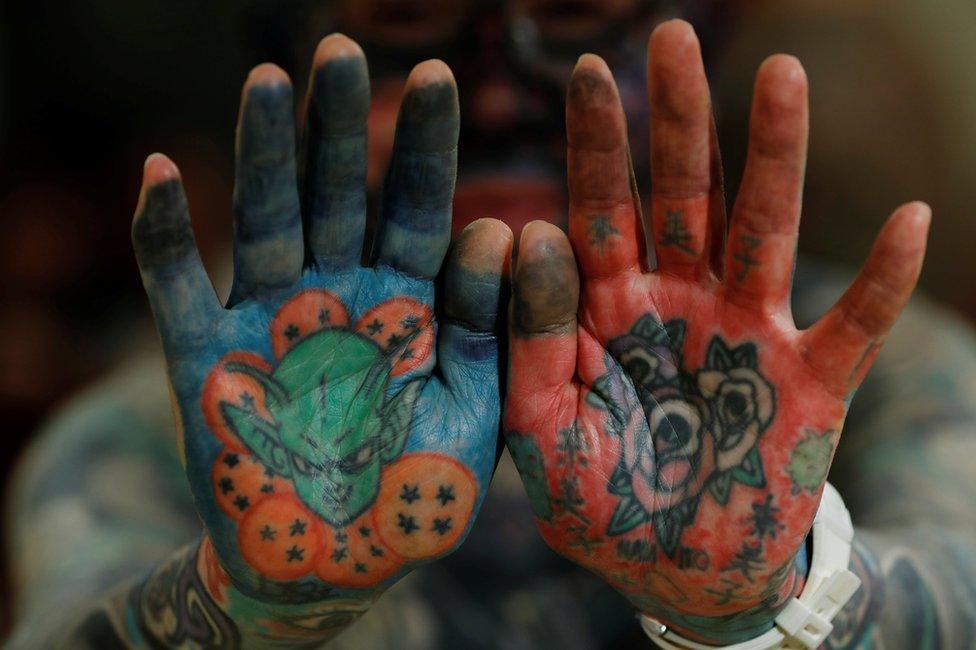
132;53;506;599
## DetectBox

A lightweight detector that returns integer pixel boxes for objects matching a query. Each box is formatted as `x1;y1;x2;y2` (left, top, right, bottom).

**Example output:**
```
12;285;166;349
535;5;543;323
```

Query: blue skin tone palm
132;43;509;600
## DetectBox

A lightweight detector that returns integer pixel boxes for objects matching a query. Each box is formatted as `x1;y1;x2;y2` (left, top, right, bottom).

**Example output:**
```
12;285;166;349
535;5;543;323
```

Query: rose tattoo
599;315;774;555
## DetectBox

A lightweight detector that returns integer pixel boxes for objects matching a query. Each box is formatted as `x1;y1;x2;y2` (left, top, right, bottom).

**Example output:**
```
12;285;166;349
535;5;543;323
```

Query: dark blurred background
1;0;974;633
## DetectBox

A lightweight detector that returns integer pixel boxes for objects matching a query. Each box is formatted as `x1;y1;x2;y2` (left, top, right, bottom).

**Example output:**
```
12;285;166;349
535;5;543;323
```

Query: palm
553;276;842;609
506;22;928;640
133;37;510;599
182;267;488;592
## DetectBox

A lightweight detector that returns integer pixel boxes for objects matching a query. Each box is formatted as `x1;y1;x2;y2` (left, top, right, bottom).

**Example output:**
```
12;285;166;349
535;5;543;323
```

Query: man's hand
504;20;928;644
133;34;510;605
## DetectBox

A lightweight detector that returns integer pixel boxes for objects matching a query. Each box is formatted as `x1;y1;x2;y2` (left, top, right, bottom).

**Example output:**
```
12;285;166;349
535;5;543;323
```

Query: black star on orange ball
285;545;304;562
289;519;307;536
260;524;276;541
431;517;453;536
233;495;250;511
399;484;421;504
436;484;456;506
223;453;240;468
284;324;300;341
401;314;420;330
397;513;420;535
366;319;384;334
218;477;234;494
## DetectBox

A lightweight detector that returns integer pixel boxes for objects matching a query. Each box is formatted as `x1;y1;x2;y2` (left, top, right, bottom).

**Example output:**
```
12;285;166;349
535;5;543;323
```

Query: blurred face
331;0;688;234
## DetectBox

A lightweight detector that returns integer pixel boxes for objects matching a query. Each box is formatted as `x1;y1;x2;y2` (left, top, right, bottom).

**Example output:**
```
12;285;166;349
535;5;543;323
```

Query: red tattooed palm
504;20;929;643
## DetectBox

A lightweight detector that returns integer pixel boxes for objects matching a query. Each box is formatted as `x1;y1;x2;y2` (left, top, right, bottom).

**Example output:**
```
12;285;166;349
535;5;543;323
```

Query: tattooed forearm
803;278;976;649
12;538;375;649
827;531;976;648
134;540;241;648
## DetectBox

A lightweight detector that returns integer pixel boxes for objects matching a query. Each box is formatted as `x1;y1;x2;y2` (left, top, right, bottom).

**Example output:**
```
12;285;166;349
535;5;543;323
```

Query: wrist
196;534;379;644
639;483;860;649
634;554;803;645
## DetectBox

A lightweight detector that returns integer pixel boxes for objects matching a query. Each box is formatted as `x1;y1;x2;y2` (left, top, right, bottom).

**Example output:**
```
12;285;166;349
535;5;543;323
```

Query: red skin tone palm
505;20;929;643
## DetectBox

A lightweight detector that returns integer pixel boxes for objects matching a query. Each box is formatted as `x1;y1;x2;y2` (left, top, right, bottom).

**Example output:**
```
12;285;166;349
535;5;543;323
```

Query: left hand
132;35;511;604
504;20;929;643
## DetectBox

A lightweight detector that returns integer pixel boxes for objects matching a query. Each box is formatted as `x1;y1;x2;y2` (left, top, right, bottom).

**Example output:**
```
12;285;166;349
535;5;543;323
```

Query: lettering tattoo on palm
505;23;928;642
133;36;511;603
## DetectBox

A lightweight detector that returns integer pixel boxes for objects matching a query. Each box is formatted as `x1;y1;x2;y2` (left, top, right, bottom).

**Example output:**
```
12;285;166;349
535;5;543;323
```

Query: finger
509;221;579;401
801;203;930;396
725;55;808;312
132;154;221;354
372;60;458;279
299;34;369;270
647;20;723;279
439;218;513;397
566;54;646;280
228;64;303;305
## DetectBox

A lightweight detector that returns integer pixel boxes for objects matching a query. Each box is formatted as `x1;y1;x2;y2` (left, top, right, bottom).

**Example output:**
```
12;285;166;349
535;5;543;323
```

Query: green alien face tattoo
220;329;423;526
201;291;481;588
205;292;431;528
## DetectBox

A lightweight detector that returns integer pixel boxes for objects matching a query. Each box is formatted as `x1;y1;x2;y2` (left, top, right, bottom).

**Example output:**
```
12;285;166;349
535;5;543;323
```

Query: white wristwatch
639;482;861;650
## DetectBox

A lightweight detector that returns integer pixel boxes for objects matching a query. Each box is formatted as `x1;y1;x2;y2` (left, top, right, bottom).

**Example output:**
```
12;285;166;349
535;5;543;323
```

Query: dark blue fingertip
300;54;370;269
132;179;196;273
307;53;370;137
444;266;508;334
234;81;302;239
392;81;459;151
382;81;458;212
373;79;459;279
511;255;579;337
230;77;304;302
133;177;220;353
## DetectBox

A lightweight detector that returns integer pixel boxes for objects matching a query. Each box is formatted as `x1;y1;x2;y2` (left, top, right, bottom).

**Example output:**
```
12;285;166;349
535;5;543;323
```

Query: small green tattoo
787;429;834;495
507;431;553;520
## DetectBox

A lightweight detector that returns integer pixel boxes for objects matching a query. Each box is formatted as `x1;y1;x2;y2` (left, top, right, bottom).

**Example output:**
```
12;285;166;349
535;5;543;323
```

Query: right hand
132;34;511;604
503;20;928;644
